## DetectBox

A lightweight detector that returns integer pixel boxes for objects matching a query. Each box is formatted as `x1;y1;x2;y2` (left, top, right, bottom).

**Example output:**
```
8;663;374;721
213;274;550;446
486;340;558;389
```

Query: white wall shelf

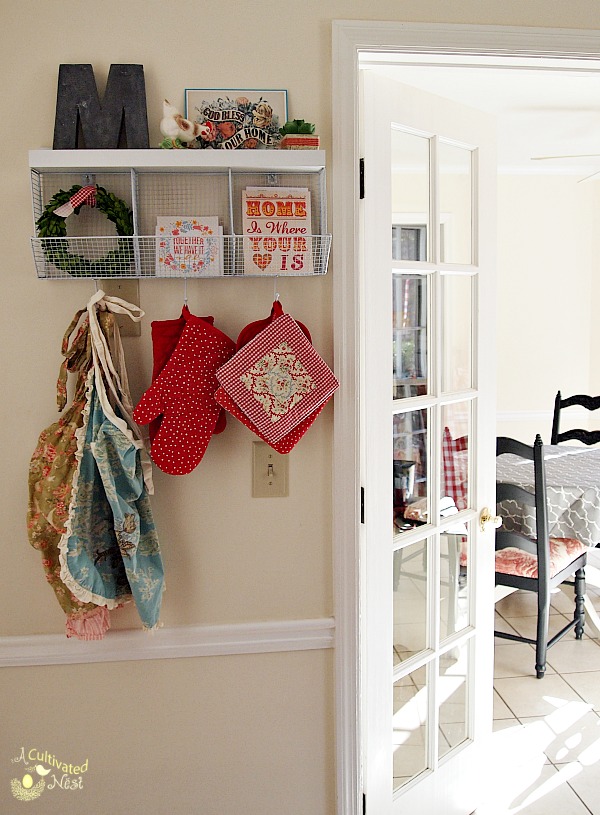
29;149;330;279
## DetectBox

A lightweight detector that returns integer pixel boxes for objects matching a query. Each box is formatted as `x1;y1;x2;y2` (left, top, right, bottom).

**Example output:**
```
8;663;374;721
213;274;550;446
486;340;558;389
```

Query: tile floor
474;549;600;814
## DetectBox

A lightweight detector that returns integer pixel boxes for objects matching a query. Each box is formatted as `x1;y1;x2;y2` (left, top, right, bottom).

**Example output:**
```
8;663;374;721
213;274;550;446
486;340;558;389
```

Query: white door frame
331;21;600;815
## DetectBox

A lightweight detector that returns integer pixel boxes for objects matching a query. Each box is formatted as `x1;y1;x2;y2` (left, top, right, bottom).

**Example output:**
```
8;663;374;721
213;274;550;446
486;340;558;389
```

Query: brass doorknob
479;507;502;533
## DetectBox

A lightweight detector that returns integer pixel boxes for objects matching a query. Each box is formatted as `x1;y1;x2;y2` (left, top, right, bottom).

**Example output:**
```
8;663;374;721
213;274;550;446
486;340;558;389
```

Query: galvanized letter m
53;64;149;149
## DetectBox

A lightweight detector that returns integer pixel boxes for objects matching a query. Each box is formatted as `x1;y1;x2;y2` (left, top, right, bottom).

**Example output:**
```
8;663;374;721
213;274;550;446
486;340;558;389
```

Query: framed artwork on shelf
184;88;288;149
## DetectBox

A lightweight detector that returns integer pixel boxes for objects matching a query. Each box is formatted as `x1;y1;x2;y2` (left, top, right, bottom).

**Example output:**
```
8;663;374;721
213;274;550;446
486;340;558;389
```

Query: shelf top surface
29;148;326;172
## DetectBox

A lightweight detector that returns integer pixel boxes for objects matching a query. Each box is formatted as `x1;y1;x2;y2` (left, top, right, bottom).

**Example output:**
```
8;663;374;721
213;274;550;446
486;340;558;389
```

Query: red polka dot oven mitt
148;307;226;443
215;304;338;451
133;313;235;475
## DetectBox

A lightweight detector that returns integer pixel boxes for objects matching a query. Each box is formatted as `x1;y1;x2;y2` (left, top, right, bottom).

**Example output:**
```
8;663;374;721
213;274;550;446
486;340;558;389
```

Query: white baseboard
0;617;335;668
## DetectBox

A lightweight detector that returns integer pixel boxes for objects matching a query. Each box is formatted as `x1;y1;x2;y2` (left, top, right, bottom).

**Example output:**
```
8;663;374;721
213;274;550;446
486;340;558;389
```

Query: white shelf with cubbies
29;149;330;280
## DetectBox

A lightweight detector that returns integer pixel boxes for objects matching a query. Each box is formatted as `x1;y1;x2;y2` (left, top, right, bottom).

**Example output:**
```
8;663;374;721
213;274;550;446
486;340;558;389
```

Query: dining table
496;443;600;635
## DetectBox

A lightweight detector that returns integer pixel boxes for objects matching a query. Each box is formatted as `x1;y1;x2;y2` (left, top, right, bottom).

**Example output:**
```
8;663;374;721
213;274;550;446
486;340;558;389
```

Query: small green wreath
36;184;135;276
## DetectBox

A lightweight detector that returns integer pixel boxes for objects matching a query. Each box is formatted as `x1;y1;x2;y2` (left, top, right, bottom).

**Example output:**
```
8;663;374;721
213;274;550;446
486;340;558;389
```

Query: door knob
479;507;502;533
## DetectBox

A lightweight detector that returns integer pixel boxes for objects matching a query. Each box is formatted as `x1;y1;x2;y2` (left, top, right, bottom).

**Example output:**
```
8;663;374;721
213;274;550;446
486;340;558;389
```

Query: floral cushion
495;537;586;579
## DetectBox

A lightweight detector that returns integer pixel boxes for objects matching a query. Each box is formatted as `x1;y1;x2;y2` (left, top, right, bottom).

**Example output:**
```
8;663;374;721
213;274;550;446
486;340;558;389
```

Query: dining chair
495;435;587;678
551;391;600;445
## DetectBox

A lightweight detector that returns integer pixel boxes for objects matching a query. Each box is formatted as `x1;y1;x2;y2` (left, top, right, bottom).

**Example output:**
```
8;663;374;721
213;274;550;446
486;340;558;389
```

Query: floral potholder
215;312;338;443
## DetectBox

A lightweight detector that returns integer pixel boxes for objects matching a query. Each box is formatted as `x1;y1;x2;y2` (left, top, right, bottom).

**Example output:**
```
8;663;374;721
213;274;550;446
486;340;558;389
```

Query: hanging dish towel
133;312;235;475
215;302;339;449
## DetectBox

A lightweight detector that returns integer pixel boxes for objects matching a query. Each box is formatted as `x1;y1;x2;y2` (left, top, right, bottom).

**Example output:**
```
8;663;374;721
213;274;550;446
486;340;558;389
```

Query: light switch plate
99;279;141;337
252;442;289;498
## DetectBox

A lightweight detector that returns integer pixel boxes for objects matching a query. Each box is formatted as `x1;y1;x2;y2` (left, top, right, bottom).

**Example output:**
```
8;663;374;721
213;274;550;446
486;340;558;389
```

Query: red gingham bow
69;185;97;209
54;185;97;218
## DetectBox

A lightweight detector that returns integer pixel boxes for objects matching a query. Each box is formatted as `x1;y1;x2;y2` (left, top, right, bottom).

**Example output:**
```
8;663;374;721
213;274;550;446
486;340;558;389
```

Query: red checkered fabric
69;185;97;209
215;385;327;453
442;426;468;511
216;312;338;444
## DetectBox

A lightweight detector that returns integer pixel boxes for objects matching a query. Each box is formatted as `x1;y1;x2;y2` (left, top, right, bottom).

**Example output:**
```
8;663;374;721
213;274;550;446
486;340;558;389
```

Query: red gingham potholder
215;312;339;444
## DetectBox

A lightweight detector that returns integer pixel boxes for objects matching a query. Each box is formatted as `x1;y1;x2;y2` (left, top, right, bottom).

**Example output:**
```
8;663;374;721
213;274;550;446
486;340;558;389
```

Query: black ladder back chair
551;391;600;446
495;434;587;679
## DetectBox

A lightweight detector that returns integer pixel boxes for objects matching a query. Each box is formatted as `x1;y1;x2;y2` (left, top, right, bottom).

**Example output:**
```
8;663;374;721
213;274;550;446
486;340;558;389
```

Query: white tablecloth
496;445;600;547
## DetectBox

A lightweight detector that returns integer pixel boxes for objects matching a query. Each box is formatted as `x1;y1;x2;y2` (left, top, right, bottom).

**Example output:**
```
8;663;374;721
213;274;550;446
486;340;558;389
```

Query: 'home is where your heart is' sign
242;187;313;274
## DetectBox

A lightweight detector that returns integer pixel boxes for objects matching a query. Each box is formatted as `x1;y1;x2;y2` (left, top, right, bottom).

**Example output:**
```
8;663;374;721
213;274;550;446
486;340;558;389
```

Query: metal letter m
53;64;149;149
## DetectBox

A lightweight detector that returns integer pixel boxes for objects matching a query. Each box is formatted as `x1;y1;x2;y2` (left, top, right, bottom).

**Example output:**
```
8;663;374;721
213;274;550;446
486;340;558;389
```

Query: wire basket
30;234;332;279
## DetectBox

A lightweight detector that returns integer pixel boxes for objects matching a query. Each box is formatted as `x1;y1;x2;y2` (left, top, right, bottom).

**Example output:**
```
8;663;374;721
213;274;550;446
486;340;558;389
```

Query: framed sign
184;88;288;149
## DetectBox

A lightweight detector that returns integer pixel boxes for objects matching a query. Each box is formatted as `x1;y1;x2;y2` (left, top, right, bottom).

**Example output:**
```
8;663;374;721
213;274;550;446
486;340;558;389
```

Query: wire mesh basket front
30;234;331;278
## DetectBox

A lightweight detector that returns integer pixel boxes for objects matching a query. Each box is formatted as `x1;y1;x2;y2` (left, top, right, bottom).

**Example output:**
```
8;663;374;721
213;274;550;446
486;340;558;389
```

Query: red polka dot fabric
148;308;226;443
134;313;235;475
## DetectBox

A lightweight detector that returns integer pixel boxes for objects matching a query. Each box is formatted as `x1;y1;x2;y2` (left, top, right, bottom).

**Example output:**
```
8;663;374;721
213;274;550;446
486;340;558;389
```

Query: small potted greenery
279;119;320;149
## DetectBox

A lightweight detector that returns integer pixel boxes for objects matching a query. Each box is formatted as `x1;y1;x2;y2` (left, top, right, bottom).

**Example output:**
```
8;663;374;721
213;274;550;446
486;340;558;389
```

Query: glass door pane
442;274;473;392
393;542;428;663
441;402;471;515
391;129;430;261
393;408;428;534
440;526;471;639
438;643;469;759
394;667;428;789
438;142;473;265
393;274;428;398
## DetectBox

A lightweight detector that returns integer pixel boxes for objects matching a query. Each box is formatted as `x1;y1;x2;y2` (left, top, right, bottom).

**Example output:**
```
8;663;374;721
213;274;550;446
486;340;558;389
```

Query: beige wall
3;3;600;814
496;174;600;443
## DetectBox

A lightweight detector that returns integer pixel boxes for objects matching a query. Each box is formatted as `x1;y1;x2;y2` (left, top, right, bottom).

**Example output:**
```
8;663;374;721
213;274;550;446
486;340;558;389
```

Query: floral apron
28;291;163;639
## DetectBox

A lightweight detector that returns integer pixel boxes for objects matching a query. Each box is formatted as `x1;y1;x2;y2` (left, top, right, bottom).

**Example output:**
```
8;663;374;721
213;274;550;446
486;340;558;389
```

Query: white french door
360;70;498;814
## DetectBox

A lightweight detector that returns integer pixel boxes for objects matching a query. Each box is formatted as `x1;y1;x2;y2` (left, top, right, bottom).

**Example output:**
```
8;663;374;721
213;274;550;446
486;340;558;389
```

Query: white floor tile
493;717;521;732
490;569;600;815
546;638;600;675
494;689;515;719
566;765;600;814
474;763;592;814
496;589;566;618
494;674;586;719
501;613;582;643
494;641;556;679
519;709;599;765
562;671;600;712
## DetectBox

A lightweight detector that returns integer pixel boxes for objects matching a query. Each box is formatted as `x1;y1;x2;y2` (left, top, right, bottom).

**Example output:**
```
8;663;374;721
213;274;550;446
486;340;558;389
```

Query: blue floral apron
59;291;164;632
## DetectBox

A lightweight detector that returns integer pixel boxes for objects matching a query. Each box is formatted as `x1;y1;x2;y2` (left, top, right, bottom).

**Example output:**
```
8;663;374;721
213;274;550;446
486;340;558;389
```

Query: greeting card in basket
216;312;338;444
241;187;313;275
156;216;222;275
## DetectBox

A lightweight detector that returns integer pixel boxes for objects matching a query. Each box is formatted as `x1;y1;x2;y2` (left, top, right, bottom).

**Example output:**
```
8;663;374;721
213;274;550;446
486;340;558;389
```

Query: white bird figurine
159;99;210;148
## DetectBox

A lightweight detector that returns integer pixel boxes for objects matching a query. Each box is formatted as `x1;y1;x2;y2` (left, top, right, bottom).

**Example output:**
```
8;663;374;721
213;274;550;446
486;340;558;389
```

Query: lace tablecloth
496;445;600;547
